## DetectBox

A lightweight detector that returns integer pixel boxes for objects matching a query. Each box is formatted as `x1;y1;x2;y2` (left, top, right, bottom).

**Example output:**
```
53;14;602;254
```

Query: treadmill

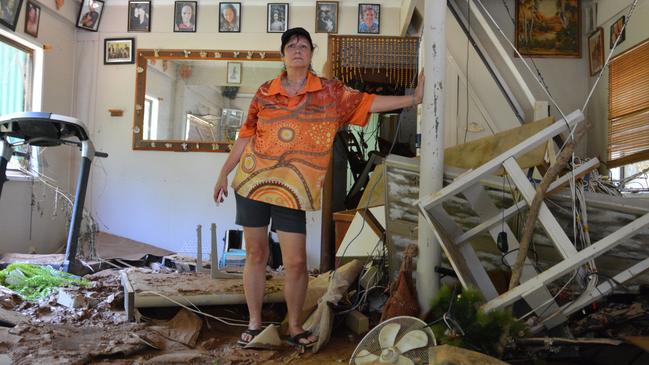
0;112;108;274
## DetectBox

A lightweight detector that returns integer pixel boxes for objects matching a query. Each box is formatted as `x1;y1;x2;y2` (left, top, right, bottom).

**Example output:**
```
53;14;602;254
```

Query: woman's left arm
369;70;425;113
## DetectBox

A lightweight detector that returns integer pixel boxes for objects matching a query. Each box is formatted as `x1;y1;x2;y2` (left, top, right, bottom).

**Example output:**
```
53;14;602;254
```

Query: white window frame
1;28;43;178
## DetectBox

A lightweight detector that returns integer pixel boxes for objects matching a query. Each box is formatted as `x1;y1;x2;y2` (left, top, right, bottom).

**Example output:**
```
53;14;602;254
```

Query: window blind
608;38;649;168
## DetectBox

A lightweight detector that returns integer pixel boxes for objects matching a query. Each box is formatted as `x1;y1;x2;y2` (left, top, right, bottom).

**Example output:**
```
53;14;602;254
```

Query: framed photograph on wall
358;3;380;34
515;0;580;57
174;1;196;32
315;1;338;33
219;2;240;32
104;38;135;65
76;0;104;31
227;62;241;84
588;27;604;76
0;0;24;31
128;0;151;32
24;0;40;37
267;3;288;33
610;15;625;49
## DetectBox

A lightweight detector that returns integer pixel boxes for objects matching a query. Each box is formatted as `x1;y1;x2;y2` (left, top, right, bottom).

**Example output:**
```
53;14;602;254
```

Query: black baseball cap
280;27;314;54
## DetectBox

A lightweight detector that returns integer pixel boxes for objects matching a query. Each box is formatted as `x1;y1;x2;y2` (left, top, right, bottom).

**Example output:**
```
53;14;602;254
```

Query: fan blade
353;349;379;365
395;329;428;353
378;323;401;349
397;355;415;365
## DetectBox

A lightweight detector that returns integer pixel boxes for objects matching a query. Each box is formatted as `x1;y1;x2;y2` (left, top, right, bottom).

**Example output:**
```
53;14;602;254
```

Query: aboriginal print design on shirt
231;71;375;211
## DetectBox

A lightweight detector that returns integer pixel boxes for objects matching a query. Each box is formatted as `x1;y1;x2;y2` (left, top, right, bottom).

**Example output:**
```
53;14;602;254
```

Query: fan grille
350;316;433;364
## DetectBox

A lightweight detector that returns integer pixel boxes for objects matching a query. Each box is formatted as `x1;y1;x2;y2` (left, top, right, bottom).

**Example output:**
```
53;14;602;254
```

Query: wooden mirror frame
132;48;282;152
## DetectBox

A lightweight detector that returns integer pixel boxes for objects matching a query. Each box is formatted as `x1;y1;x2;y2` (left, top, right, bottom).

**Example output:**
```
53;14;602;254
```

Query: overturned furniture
417;109;649;332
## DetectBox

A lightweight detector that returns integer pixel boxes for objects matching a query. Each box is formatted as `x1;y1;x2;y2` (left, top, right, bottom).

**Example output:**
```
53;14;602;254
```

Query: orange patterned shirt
232;71;376;211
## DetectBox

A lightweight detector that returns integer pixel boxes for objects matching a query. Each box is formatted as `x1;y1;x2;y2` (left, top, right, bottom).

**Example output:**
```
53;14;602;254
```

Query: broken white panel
336;206;385;258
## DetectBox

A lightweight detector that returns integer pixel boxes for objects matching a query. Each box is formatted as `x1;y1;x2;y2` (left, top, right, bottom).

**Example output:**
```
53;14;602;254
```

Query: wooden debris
0;307;27;326
344;310;369;335
151;309;203;347
429;344;508;365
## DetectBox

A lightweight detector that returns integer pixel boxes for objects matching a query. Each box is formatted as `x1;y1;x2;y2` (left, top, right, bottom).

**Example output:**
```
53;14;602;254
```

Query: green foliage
429;285;527;357
0;263;91;301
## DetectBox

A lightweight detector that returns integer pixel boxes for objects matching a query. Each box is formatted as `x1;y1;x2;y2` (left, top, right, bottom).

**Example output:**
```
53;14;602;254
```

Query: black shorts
235;193;306;234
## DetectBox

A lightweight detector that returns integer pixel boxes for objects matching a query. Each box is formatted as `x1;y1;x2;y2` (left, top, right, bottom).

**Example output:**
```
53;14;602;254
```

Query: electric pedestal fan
350;316;436;365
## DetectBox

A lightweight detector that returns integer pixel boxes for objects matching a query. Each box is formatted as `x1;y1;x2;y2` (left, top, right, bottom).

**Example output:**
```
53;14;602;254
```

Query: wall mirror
133;49;283;152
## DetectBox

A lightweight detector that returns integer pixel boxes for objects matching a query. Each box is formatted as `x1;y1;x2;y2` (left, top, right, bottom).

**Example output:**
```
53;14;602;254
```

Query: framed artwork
267;3;288;33
515;0;580;58
227;62;241;84
104;38;135;65
315;1;338;33
0;0;24;31
128;0;151;32
23;0;40;37
610;15;625;49
76;0;104;31
174;1;196;32
588;27;604;76
358;3;380;34
219;2;240;32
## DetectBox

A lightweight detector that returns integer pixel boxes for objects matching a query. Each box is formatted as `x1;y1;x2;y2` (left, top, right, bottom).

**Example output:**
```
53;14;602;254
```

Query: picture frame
174;1;196;32
219;2;240;33
104;38;135;65
227;62;241;84
128;0;151;32
315;1;338;33
23;0;40;37
609;15;625;49
0;0;24;31
588;27;604;76
358;4;380;34
515;0;580;58
267;3;288;33
76;0;104;32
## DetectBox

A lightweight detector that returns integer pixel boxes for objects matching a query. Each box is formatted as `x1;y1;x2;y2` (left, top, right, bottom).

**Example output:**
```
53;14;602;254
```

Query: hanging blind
0;36;28;115
608;38;649;168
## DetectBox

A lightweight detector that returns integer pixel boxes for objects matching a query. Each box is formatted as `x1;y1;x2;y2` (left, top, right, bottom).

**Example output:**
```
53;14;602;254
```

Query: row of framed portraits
0;0;41;38
73;0;382;35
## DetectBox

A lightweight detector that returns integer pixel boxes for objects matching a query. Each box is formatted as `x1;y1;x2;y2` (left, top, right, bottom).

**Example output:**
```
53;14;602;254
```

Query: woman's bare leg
242;226;269;332
277;230;317;343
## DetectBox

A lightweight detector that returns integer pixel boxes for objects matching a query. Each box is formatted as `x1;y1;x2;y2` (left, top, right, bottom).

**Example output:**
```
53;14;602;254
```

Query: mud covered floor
0;268;359;364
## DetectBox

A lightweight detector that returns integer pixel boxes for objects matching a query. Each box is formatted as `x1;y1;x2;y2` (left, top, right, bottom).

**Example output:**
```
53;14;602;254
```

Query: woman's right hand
214;176;229;205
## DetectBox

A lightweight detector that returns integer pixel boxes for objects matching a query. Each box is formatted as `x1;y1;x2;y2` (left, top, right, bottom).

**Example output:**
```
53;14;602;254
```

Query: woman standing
214;27;424;348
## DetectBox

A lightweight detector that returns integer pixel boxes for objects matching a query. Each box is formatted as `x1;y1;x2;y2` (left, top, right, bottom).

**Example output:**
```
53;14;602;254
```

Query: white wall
0;1;80;254
83;2;402;269
480;0;591;154
586;0;649;166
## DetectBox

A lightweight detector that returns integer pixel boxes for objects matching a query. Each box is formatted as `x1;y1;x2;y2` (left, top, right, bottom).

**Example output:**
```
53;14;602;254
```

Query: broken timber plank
503;158;578;258
444;116;553;172
453;158;599;246
483;211;649;312
531;256;649;332
424;204;499;299
121;269;286;318
418;109;583;210
462;183;566;328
